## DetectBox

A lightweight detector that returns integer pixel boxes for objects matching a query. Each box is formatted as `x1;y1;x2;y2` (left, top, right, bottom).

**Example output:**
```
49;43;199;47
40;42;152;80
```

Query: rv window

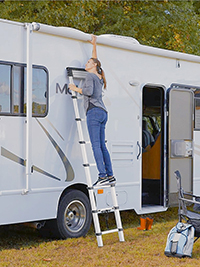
0;62;48;117
0;64;11;113
33;68;47;115
24;67;48;116
13;66;24;114
195;98;200;130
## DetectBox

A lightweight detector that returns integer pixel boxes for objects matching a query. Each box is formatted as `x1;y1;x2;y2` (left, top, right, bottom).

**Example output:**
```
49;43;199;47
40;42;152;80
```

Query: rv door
167;87;194;206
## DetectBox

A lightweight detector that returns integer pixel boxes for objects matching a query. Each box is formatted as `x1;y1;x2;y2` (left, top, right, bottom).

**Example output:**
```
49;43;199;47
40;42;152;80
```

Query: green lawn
0;208;199;266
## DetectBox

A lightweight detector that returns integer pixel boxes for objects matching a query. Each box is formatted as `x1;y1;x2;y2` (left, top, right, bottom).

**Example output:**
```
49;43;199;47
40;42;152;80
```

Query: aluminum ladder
67;67;125;247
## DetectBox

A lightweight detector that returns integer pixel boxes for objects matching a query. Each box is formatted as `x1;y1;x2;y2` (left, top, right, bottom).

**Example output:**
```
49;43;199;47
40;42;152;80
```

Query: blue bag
164;222;194;258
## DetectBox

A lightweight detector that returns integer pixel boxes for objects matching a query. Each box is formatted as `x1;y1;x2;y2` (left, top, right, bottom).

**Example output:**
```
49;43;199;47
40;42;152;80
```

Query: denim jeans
87;107;113;178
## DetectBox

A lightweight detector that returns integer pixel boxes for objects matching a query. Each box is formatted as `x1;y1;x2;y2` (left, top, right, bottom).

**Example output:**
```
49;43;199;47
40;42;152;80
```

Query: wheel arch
57;183;89;213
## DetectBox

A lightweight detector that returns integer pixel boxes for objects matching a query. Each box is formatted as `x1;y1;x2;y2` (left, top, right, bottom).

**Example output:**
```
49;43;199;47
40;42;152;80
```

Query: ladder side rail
88;187;103;247
69;77;94;186
110;185;125;242
71;97;85;140
71;91;93;187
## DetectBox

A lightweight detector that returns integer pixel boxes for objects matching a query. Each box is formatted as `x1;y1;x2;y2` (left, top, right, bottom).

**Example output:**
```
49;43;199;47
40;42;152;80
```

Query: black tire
57;189;92;238
39;190;92;239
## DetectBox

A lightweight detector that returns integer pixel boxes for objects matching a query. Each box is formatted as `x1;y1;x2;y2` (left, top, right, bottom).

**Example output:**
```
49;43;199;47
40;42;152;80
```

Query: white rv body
0;18;199;237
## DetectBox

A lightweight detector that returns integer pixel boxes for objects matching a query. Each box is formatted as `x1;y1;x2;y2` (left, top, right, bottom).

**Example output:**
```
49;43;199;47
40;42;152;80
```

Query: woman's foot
93;176;116;186
107;175;116;184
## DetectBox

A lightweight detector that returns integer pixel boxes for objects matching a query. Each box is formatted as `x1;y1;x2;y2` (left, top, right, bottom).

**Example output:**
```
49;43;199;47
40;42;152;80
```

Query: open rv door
167;85;194;206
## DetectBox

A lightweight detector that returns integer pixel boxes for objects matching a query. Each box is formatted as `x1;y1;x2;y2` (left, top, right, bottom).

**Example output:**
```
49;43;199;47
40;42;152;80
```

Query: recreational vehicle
0;18;199;238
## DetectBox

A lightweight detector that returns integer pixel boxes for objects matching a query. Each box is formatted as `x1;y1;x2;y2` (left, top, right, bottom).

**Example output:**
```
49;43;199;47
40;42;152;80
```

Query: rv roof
0;18;23;26
98;34;139;45
1;18;200;64
34;22;200;64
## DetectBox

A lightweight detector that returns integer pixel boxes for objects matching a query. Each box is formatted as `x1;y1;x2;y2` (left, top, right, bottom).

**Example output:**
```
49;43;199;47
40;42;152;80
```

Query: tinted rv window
32;68;47;115
13;66;24;114
24;67;48;116
195;98;200;129
0;62;48;117
0;64;11;113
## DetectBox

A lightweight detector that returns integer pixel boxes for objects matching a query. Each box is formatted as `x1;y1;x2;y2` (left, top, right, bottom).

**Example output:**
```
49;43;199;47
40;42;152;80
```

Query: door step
137;205;167;215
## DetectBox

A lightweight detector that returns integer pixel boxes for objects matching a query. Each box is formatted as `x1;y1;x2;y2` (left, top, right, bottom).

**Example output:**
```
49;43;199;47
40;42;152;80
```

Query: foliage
0;0;200;54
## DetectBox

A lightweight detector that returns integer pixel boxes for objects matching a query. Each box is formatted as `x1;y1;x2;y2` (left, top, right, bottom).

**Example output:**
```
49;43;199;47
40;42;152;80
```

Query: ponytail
101;68;106;89
91;58;107;89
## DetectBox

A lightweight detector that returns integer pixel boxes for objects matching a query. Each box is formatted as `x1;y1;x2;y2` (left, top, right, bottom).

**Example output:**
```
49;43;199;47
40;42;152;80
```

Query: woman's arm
69;74;94;96
68;83;82;94
69;36;97;93
90;34;97;59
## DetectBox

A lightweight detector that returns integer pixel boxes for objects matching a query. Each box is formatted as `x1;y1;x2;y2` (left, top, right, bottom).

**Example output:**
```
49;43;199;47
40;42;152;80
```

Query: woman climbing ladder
69;35;115;186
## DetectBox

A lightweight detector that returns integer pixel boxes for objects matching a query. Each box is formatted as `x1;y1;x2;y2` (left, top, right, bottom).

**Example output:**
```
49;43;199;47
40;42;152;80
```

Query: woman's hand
69;83;77;91
69;83;82;94
89;34;97;59
89;34;97;45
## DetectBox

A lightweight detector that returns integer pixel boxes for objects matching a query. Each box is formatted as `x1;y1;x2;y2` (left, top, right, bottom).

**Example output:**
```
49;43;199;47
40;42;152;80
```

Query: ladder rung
79;141;91;144
98;207;114;213
83;163;96;167
79;141;86;144
102;229;119;235
93;183;115;190
89;163;96;167
97;206;119;213
75;118;86;121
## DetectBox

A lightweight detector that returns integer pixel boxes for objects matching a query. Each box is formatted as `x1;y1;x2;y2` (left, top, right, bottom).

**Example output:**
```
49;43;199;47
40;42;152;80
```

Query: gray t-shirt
82;72;107;114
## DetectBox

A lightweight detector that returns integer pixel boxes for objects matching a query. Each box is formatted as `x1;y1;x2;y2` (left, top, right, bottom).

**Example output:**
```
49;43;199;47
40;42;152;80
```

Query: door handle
137;141;141;160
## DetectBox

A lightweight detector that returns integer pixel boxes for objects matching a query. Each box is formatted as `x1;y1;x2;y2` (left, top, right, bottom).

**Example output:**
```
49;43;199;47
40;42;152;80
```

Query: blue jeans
87;107;113;178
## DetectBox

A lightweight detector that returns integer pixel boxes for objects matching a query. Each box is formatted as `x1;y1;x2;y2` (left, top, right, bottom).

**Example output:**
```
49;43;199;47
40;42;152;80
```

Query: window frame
194;96;200;131
0;60;49;117
0;62;12;114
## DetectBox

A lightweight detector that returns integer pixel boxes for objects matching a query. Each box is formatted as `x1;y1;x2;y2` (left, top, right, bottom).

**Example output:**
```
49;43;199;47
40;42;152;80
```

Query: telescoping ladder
67;67;125;247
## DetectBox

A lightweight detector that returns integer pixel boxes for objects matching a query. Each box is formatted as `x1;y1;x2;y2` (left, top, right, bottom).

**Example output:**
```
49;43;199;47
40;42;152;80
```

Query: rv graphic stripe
32;165;61;181
46;118;65;141
1;147;61;181
36;119;74;181
1;147;25;166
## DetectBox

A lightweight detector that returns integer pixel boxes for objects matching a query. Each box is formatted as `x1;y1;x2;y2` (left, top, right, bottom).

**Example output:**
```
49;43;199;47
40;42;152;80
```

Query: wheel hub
64;200;86;233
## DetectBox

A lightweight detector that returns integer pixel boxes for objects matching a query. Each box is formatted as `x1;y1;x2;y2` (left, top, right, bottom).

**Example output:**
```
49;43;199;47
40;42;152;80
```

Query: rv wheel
56;189;92;238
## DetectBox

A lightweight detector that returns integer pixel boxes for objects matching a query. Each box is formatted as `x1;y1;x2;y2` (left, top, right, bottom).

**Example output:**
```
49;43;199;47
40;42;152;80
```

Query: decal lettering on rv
56;83;68;94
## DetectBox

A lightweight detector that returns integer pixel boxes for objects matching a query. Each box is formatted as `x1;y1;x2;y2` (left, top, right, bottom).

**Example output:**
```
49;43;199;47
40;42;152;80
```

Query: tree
0;0;200;55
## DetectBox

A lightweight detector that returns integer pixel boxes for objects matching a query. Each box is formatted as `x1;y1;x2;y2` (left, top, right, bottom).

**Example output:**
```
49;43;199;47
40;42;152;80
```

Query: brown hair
91;58;106;89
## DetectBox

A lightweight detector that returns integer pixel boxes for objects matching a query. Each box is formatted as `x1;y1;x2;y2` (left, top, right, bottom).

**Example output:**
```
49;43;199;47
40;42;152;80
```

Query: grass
0;208;200;266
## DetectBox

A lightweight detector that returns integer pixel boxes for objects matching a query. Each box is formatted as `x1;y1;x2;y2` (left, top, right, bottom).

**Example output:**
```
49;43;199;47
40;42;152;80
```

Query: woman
69;35;115;186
